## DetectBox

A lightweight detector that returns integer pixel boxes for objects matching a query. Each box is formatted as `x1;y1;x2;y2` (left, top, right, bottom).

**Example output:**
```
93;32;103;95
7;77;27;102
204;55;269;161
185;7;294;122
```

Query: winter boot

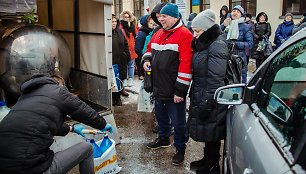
196;161;220;174
172;149;185;166
127;78;134;87
190;157;207;171
147;137;170;149
120;88;129;97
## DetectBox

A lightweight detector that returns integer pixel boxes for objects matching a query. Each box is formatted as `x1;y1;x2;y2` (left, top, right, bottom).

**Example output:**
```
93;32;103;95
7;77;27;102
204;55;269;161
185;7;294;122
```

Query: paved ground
113;78;202;174
68;64;257;173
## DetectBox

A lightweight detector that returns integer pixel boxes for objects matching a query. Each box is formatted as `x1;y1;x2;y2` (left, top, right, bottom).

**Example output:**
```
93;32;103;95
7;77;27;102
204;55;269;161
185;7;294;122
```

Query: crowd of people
110;3;306;174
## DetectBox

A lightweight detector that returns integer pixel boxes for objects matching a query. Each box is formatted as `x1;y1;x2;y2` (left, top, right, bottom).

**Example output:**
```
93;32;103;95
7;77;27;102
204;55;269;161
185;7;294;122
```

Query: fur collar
192;24;222;51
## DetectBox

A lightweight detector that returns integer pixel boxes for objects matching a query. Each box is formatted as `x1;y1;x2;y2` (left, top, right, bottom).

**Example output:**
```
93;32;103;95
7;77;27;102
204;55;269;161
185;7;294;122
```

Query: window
283;0;306;15
190;0;211;14
257;39;306;166
133;0;144;20
229;0;256;17
114;0;123;18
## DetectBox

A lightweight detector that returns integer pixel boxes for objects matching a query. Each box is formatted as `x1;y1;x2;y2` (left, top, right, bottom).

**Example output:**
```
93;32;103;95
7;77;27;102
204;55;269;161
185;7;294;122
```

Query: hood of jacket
256;12;268;22
120;11;135;22
21;74;57;94
220;5;229;17
140;14;150;28
192;24;222;51
151;2;167;26
188;13;197;21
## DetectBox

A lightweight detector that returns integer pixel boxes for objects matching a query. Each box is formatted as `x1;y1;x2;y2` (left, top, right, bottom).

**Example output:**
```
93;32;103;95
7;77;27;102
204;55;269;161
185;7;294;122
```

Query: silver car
214;29;306;174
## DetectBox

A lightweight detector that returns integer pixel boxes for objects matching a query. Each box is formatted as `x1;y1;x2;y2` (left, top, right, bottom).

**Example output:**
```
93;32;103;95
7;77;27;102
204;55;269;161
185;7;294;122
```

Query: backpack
225;41;244;85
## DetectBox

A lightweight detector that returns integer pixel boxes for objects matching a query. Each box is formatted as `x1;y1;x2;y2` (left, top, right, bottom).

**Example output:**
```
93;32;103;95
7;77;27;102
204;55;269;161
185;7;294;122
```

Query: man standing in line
142;3;193;166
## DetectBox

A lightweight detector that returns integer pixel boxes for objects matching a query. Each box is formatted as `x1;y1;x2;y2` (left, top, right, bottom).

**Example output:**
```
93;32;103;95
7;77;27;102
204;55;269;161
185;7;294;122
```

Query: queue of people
0;2;305;174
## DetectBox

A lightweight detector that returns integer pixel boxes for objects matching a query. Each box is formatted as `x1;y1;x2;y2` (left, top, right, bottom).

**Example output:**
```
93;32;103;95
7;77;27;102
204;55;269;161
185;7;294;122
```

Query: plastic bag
256;39;267;52
137;81;154;112
264;40;273;57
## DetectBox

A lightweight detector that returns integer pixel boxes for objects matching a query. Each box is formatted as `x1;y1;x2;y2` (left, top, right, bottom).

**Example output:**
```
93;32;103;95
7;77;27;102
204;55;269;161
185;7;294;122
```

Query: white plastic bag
137;81;154;112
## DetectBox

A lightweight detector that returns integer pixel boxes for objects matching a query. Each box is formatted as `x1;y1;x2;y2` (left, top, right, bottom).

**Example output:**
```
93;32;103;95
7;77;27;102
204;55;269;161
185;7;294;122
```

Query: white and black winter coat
187;24;229;142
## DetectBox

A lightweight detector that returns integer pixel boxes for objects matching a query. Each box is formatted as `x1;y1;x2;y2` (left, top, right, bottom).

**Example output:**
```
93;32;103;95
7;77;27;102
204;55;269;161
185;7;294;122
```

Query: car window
256;39;306;168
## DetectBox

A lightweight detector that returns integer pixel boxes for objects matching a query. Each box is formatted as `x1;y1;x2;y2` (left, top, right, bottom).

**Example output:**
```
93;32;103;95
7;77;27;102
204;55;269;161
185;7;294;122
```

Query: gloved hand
101;123;113;133
73;124;85;137
281;39;285;44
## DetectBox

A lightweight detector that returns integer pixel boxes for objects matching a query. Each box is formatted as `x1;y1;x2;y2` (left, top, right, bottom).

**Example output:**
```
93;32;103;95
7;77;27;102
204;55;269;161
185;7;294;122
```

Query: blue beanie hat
160;3;179;18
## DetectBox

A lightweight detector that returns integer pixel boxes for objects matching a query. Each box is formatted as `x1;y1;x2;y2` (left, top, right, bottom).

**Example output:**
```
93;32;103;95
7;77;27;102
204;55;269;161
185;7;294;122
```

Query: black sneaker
196;161;220;174
172;150;185;166
147;137;170;149
190;157;206;171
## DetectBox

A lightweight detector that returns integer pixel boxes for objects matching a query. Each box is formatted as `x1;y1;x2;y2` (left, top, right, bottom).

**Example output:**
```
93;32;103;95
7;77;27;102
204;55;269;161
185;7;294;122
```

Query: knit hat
160;3;179;18
232;5;244;15
191;9;216;31
285;12;293;18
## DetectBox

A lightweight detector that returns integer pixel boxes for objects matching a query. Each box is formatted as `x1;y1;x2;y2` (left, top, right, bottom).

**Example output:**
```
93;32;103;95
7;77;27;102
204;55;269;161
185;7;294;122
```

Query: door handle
243;168;254;174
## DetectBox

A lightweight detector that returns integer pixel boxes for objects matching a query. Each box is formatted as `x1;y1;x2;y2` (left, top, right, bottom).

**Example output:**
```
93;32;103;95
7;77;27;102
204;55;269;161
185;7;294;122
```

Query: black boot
172;149;185;166
196;161;220;174
193;141;221;173
190;157;206;171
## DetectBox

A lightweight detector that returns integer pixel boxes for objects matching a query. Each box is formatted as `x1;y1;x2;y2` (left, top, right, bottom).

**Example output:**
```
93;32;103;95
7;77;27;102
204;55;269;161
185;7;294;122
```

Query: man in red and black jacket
142;3;193;166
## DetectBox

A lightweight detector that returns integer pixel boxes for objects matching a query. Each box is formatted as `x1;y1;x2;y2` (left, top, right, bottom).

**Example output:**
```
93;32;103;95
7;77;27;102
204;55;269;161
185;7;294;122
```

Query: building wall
122;0;134;12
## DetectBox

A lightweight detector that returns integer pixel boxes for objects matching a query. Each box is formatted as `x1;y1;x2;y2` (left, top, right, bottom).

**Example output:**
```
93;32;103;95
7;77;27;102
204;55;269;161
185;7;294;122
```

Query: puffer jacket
0;75;106;174
187;25;229;142
113;27;130;81
252;22;271;60
274;20;294;49
135;15;152;59
143;20;193;99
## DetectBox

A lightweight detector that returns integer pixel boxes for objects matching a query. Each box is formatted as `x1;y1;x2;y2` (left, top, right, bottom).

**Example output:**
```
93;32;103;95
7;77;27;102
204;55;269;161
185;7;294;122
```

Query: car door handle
243;168;254;174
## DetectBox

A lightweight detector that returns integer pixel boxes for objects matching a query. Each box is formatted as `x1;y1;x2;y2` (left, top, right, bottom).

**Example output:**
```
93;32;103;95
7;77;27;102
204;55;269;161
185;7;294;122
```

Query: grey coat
187;25;229;142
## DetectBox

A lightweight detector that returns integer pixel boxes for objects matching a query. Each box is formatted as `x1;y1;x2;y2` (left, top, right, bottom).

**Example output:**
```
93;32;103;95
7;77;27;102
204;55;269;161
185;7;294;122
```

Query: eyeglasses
124;16;130;19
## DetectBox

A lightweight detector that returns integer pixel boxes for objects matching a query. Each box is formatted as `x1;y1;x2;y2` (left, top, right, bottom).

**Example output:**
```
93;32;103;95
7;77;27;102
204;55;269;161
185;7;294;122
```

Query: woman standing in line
120;11;138;87
252;12;271;68
187;9;229;174
112;14;131;104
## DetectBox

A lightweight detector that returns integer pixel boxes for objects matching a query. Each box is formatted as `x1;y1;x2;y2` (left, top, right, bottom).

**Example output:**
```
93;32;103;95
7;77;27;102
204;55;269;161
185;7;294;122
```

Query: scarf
226;17;245;40
120;20;136;38
192;24;222;51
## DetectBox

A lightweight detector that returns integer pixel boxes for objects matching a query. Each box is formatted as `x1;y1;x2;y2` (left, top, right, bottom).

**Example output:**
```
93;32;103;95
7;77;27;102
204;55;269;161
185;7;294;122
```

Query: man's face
231;9;242;20
159;14;178;30
112;18;117;30
285;15;292;22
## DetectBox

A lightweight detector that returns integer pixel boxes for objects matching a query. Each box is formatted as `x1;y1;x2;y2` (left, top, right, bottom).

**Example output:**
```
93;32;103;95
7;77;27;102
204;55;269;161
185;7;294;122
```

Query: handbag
256;39;267;52
264;39;273;57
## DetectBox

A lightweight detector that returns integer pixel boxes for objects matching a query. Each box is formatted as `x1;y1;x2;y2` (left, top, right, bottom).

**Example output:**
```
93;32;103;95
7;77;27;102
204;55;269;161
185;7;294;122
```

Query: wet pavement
113;78;203;174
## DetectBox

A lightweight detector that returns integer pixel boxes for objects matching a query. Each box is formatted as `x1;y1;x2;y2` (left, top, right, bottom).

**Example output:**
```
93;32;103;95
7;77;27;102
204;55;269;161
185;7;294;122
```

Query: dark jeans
241;55;248;83
44;142;94;174
155;99;188;151
135;57;144;77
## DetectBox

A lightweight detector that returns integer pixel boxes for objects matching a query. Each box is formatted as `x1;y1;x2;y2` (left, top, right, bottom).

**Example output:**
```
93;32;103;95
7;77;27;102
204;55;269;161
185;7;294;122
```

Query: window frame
190;0;211;13
255;38;306;164
283;0;306;15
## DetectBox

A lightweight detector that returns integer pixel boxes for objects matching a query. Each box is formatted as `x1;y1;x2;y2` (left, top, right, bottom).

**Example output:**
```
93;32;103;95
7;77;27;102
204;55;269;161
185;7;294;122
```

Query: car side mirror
267;92;293;123
214;84;245;105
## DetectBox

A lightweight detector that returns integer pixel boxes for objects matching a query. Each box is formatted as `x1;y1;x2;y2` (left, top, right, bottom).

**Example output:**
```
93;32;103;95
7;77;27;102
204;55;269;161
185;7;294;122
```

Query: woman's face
231;9;242;20
123;13;131;22
285;15;292;22
192;27;204;39
112;18;117;30
259;15;266;23
222;10;227;16
148;18;154;29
